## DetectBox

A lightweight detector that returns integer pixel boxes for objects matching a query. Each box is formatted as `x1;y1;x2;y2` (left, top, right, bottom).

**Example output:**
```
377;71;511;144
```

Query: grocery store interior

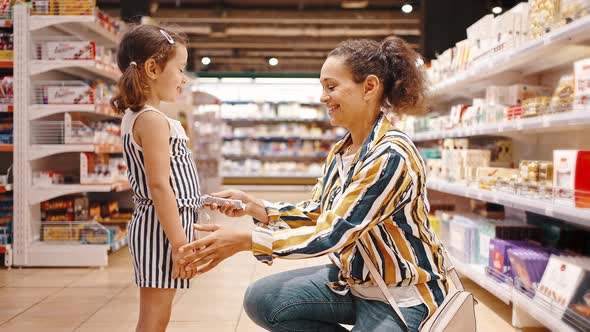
1;0;590;331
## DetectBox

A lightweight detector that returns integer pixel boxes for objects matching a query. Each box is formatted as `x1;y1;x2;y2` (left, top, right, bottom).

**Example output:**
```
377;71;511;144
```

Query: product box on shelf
563;266;590;330
0;76;13;104
551;74;575;113
536;255;589;317
559;0;590;27
45;41;96;60
529;0;560;38
554;150;590;208
507;247;550;291
574;58;590;110
46;84;94;104
448;215;479;264
80;153;127;185
33;171;64;186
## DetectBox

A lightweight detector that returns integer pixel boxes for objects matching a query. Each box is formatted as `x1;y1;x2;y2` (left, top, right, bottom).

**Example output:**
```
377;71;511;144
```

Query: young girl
110;25;201;332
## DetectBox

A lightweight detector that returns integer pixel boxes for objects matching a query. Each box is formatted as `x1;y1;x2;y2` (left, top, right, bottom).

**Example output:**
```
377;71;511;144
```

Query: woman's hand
178;224;252;275
172;243;196;279
206;189;263;219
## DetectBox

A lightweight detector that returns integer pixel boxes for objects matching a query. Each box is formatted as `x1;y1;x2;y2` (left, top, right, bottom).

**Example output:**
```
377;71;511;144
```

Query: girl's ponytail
110;62;149;113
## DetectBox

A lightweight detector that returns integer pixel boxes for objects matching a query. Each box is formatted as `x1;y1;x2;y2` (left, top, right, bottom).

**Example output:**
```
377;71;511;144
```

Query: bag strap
356;241;464;330
356;241;409;329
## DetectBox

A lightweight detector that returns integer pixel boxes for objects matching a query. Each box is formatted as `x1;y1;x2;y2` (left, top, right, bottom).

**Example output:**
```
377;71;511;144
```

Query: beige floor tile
167;321;236;332
170;292;244;322
86;296;138;323
7;268;93;288
8;287;123;325
0;268;37;287
235;310;266;332
0;320;79;332
73;322;136;332
68;269;134;288
0;287;61;324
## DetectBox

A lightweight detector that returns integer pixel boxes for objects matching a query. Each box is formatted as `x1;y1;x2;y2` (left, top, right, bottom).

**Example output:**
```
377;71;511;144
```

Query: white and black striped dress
121;105;202;289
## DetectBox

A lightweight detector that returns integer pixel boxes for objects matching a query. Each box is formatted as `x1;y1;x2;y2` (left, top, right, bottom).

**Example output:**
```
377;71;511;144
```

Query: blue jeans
243;264;428;332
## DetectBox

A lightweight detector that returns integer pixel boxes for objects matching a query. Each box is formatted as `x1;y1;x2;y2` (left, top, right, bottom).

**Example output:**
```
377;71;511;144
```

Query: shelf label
544;206;554;217
542;116;551;127
516;120;523;130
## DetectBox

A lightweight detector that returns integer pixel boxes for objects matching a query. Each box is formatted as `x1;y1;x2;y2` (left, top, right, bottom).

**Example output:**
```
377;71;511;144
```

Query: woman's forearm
246;197;269;223
150;183;188;249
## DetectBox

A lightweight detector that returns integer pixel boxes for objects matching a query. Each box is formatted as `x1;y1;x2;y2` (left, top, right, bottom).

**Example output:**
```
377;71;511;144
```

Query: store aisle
0;191;548;332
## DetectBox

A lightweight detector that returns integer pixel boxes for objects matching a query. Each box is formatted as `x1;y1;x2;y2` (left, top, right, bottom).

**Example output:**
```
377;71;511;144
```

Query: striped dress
121;106;201;289
251;112;448;318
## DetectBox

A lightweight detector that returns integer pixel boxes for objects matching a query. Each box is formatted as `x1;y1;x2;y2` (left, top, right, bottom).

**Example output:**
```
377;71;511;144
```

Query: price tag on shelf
542;116;551;128
498;124;504;132
516;120;523;130
544;206;554;217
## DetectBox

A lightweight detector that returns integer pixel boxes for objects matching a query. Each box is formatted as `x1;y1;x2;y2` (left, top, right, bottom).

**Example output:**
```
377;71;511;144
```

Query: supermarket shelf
448;254;511;304
0;184;12;193
30;182;130;205
224;154;328;162
432;15;590;102
511;290;576;332
225;118;330;125
223;135;340;141
29;104;121;120
30;60;121;82
427;178;590;229
0;144;13;152
0;104;13;112
412;111;590;141
29;15;120;47
109;237;128;252
29;144;122;160
22;241;108;267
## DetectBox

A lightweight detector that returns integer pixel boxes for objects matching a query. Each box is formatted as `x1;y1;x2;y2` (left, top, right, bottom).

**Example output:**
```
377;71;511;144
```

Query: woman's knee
243;278;276;327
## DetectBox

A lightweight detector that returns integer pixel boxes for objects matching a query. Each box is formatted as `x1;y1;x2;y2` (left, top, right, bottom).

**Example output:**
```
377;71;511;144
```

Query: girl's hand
178;224;252;275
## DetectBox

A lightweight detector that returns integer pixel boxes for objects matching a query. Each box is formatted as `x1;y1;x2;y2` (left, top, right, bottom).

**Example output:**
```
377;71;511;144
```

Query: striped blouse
251;113;448;315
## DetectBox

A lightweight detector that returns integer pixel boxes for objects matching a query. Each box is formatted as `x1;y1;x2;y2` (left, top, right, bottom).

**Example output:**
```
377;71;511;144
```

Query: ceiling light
402;4;413;14
201;57;211;65
492;6;502;14
341;1;369;9
269;58;279;66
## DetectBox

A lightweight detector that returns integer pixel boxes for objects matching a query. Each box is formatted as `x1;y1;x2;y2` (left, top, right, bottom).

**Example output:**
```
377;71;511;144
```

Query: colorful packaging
550;74;575;113
46;41;96;60
536;256;589;316
554;150;590;208
574;58;590;110
507;247;550;291
46;84;94;104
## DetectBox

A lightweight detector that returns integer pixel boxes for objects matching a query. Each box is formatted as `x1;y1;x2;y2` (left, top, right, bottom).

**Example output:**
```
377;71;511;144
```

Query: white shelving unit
431;15;590;103
13;5;127;267
421;12;590;332
427;179;590;229
412;110;590;141
448;254;576;332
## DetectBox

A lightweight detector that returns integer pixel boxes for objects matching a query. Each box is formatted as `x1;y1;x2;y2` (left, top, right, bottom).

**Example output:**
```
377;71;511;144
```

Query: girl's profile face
152;44;188;103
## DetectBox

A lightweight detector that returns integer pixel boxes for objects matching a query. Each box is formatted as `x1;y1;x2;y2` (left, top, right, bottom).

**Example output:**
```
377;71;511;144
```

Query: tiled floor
0;191;549;332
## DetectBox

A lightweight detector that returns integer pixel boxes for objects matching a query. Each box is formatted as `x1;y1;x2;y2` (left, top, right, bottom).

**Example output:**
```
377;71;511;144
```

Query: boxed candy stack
507;247;551;292
574;58;590;111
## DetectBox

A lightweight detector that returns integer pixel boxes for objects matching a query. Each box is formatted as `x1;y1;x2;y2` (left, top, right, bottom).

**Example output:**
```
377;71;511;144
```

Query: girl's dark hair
328;36;428;115
110;25;187;113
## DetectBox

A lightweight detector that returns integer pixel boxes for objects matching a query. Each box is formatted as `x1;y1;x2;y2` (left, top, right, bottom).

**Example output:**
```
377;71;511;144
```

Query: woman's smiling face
319;56;369;129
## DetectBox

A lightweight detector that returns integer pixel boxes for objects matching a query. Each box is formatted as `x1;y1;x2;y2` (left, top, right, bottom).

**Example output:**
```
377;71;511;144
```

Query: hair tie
160;29;175;44
129;61;137;67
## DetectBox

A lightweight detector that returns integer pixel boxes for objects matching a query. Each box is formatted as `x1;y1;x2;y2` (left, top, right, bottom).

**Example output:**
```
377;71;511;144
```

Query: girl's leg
136;287;177;332
243;264;356;332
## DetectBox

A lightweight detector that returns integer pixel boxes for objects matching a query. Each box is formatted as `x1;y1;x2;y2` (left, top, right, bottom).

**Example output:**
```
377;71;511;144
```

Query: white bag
356;242;477;332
